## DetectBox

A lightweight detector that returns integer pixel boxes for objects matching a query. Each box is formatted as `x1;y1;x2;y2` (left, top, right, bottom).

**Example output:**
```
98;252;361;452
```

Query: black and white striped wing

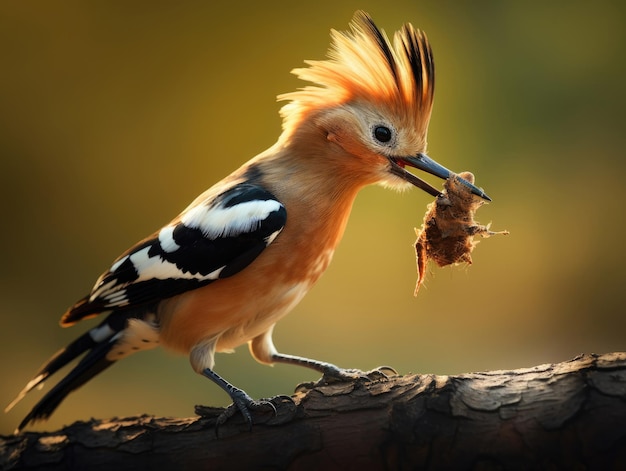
62;184;286;325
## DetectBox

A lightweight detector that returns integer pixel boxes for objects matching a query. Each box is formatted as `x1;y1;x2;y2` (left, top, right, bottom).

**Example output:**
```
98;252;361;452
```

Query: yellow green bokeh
1;1;625;434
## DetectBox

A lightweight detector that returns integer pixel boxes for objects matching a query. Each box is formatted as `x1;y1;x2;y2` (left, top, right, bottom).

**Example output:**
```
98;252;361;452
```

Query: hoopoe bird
6;11;489;432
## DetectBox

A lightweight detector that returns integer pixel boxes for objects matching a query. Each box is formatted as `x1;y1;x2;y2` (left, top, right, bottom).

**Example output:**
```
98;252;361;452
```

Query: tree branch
2;352;626;470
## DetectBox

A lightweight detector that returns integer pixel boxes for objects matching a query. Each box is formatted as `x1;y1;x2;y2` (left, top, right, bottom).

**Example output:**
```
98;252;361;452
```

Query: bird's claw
322;366;371;383
216;389;277;431
322;364;398;383
296;365;397;392
196;392;298;437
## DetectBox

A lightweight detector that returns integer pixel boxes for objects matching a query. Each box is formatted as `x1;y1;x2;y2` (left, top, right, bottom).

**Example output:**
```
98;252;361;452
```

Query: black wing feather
62;184;286;325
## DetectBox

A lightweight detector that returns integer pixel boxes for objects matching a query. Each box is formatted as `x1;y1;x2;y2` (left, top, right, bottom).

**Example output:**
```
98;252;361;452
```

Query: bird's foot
198;367;297;434
196;393;297;434
216;387;276;430
296;365;397;392
326;364;397;383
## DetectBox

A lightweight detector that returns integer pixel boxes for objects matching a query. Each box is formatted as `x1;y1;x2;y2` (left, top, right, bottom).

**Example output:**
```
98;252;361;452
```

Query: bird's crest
279;11;435;136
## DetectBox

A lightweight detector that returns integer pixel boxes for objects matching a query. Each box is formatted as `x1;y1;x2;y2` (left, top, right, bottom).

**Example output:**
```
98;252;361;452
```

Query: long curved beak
389;153;491;201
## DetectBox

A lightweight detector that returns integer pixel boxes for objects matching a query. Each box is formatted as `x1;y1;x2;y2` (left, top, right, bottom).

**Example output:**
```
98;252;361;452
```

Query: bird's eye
373;126;393;144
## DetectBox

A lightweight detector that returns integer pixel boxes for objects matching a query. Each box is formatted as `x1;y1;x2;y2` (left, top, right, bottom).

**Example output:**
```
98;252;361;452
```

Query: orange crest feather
279;11;435;136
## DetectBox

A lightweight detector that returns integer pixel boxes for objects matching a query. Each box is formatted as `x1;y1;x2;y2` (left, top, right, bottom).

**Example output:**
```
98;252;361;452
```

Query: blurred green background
1;1;625;434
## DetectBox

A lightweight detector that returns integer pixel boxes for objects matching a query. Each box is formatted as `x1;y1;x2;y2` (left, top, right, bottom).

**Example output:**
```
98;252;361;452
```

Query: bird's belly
156;240;335;355
156;277;314;354
215;280;312;352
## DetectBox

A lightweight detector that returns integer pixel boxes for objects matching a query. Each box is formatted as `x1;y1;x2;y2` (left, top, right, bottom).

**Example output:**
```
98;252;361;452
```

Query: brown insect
414;172;508;294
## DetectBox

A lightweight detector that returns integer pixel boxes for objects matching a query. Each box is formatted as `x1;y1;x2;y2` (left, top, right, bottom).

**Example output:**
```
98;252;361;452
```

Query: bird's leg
201;368;276;429
250;328;396;391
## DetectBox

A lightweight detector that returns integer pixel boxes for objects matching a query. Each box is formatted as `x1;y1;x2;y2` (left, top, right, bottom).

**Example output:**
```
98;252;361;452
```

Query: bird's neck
243;137;363;255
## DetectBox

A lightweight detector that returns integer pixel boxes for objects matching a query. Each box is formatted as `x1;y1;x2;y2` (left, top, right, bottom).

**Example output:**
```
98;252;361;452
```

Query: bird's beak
389;153;491;201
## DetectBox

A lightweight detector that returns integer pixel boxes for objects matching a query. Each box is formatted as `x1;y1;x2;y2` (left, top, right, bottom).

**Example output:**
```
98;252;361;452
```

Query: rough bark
2;352;626;470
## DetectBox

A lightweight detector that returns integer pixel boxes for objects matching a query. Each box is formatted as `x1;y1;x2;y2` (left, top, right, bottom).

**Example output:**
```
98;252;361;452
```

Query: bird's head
278;11;489;201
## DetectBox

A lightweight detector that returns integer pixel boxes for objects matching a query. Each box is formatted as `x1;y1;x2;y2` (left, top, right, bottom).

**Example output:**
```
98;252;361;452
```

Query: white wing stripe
129;247;222;282
158;226;180;253
181;199;283;239
90;279;118;302
109;255;129;273
264;229;282;246
86;189;285;308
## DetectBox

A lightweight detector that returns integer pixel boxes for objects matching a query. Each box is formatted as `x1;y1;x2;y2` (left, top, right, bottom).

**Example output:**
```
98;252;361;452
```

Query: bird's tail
14;340;116;432
6;328;99;410
5;310;157;433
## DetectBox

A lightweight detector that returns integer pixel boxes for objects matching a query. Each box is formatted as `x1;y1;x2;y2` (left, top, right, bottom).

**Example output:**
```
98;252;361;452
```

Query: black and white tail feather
6;183;287;432
6;310;150;432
